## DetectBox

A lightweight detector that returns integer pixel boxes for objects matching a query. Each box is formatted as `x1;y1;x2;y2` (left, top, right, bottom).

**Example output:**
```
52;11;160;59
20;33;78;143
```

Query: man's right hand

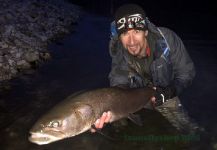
90;111;112;133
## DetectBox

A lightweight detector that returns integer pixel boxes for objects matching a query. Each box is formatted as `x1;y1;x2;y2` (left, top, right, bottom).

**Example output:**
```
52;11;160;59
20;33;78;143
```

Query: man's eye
134;30;141;33
122;31;128;36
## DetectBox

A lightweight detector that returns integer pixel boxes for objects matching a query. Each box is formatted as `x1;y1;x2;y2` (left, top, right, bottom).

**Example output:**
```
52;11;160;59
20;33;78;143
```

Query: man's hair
115;4;147;36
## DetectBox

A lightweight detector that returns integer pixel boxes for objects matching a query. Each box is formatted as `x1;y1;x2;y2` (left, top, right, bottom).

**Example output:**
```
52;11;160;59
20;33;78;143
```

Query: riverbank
0;0;80;81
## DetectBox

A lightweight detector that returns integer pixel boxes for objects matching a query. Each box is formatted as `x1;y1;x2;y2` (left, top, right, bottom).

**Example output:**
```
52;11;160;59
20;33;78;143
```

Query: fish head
29;103;95;145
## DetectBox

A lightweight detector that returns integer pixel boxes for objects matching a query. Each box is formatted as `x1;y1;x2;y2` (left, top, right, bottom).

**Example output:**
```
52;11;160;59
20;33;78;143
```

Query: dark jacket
108;19;195;96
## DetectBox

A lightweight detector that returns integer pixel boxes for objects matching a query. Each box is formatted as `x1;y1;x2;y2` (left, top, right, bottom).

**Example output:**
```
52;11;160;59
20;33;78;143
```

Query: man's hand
90;111;112;133
151;86;176;107
156;86;176;100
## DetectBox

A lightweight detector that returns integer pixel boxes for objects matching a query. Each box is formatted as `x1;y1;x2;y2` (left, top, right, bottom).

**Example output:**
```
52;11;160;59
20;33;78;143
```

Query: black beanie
115;4;147;35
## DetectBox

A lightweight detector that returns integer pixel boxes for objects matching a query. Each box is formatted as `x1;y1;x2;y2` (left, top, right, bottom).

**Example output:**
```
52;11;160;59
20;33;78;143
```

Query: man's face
120;29;148;58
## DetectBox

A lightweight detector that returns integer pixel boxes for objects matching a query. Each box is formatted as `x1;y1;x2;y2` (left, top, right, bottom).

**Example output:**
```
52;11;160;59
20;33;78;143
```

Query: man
91;4;195;132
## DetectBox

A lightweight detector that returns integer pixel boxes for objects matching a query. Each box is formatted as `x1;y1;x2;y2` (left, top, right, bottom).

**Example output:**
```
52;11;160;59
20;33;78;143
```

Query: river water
1;13;217;150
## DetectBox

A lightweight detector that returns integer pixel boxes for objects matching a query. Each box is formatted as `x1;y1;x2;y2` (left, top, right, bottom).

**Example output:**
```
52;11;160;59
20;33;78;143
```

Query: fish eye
49;121;60;128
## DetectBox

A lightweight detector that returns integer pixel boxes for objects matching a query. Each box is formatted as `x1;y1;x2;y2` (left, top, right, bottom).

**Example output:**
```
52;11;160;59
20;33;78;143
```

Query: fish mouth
29;132;62;145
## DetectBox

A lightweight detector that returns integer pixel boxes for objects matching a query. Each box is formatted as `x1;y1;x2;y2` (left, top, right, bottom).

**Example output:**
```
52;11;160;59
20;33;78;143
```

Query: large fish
29;87;155;145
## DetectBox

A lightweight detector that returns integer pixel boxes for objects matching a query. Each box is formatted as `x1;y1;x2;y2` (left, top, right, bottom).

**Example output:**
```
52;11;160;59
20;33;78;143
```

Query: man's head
115;4;147;35
114;4;148;58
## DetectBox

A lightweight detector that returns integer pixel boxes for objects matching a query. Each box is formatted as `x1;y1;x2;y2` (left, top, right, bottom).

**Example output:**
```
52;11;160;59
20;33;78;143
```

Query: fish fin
128;113;143;126
91;125;119;141
77;104;93;119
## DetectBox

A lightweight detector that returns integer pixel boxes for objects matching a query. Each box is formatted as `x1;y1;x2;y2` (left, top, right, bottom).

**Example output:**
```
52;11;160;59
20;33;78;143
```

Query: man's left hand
152;86;176;107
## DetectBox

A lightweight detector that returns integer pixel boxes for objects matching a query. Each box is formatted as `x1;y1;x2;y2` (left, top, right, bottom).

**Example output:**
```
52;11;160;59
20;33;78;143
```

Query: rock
0;0;80;81
24;51;39;63
16;60;31;70
39;52;51;61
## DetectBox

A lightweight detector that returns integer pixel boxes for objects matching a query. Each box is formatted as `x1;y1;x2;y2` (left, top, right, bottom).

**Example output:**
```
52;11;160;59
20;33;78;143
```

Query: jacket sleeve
108;36;130;87
162;28;196;95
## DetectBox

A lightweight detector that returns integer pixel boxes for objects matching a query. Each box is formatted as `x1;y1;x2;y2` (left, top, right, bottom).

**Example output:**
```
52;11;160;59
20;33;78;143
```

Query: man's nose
128;34;135;45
